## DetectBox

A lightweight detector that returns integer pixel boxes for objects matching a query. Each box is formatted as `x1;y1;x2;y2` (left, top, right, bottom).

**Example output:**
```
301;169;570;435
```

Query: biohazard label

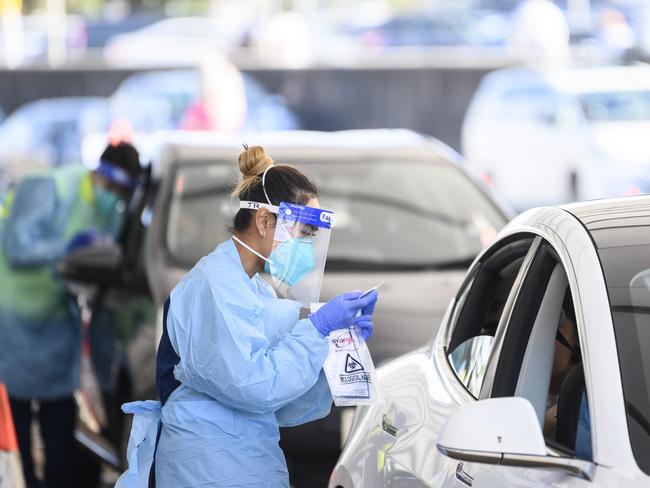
345;354;364;373
339;353;372;386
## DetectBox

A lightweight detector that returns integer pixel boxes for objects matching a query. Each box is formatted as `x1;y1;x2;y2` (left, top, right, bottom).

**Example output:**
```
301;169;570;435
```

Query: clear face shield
265;202;334;307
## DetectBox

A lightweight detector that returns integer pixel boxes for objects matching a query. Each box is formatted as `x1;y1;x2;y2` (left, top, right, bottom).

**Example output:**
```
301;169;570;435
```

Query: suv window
165;158;508;269
447;237;534;397
166;162;236;264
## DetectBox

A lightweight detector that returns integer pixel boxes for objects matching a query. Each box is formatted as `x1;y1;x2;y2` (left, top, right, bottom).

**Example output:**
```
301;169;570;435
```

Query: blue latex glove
310;290;379;338
353;288;379;341
65;229;104;254
354;317;374;342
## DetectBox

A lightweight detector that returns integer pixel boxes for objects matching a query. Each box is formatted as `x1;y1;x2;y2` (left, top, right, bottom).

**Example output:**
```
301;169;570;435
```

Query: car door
377;234;537;487
444;239;594;487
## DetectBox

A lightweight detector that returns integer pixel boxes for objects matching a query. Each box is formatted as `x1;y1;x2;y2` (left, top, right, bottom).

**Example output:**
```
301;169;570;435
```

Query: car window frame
438;234;540;401
488;242;562;398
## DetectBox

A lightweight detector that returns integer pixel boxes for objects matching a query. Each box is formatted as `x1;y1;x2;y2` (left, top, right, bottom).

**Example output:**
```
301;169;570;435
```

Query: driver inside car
544;294;592;460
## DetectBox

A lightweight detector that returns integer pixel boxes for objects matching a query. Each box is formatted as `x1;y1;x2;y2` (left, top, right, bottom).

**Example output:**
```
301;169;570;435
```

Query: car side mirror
59;242;124;287
436;397;595;481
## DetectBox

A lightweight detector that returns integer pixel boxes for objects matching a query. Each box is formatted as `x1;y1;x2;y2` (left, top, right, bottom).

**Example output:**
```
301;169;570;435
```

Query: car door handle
456;462;474;487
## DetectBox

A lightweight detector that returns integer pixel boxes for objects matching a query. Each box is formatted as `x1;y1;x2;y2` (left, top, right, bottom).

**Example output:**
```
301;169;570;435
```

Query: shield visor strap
239;201;279;213
239;200;299;245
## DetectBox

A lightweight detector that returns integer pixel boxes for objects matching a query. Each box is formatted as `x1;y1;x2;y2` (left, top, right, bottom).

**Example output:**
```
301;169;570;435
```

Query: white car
462;65;650;210
103;17;242;67
330;195;650;487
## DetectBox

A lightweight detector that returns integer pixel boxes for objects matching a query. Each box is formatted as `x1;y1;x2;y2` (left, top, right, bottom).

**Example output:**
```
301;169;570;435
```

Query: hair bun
232;145;274;198
238;145;273;178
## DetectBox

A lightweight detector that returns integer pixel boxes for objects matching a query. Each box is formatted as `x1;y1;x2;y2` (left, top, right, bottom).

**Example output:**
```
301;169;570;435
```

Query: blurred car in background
109;69;300;133
0;14;88;65
462;65;650;210
103;17;244;66
341;14;471;48
84;13;163;49
62;129;510;485
0;97;109;193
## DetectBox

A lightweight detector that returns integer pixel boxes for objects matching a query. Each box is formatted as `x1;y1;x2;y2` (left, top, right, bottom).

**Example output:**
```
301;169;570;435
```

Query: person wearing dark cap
0;141;142;488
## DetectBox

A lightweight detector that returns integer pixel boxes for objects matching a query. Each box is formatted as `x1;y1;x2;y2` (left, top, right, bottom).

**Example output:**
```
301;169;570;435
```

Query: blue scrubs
153;238;331;487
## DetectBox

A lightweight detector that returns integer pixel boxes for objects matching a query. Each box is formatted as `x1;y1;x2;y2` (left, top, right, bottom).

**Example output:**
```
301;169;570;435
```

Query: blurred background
1;0;650;487
2;0;650;210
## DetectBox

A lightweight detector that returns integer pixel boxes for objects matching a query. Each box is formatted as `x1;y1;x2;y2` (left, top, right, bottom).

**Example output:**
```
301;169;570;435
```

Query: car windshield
165;158;507;270
596;225;650;475
579;91;650;122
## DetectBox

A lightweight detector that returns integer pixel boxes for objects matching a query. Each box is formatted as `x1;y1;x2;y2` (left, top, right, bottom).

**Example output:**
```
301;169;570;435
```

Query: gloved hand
65;229;105;254
353;295;378;341
310;289;379;338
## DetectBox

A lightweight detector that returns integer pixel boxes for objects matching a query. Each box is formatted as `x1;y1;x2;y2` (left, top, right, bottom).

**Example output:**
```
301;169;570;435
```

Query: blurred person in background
0;140;142;488
596;8;635;60
179;56;247;132
507;0;570;65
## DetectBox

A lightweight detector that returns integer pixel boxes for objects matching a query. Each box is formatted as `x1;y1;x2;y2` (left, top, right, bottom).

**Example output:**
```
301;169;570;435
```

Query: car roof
145;129;463;175
562;195;650;248
544;65;650;95
483;65;650;96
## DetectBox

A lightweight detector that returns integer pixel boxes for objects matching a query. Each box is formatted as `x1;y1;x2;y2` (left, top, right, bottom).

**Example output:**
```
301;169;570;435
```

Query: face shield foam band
96;161;136;190
239;200;293;244
239;201;279;214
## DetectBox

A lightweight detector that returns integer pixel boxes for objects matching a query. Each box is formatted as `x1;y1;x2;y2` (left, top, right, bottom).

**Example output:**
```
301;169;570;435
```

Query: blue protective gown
153;238;332;487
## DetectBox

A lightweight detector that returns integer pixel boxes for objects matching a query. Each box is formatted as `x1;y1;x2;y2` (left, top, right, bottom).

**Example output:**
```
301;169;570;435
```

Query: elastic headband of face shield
96;160;137;190
239;164;279;213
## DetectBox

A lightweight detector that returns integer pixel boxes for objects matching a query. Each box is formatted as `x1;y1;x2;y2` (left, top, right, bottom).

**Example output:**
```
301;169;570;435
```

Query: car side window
446;236;534;398
449;335;494;398
543;288;591;459
490;242;592;459
498;86;560;126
